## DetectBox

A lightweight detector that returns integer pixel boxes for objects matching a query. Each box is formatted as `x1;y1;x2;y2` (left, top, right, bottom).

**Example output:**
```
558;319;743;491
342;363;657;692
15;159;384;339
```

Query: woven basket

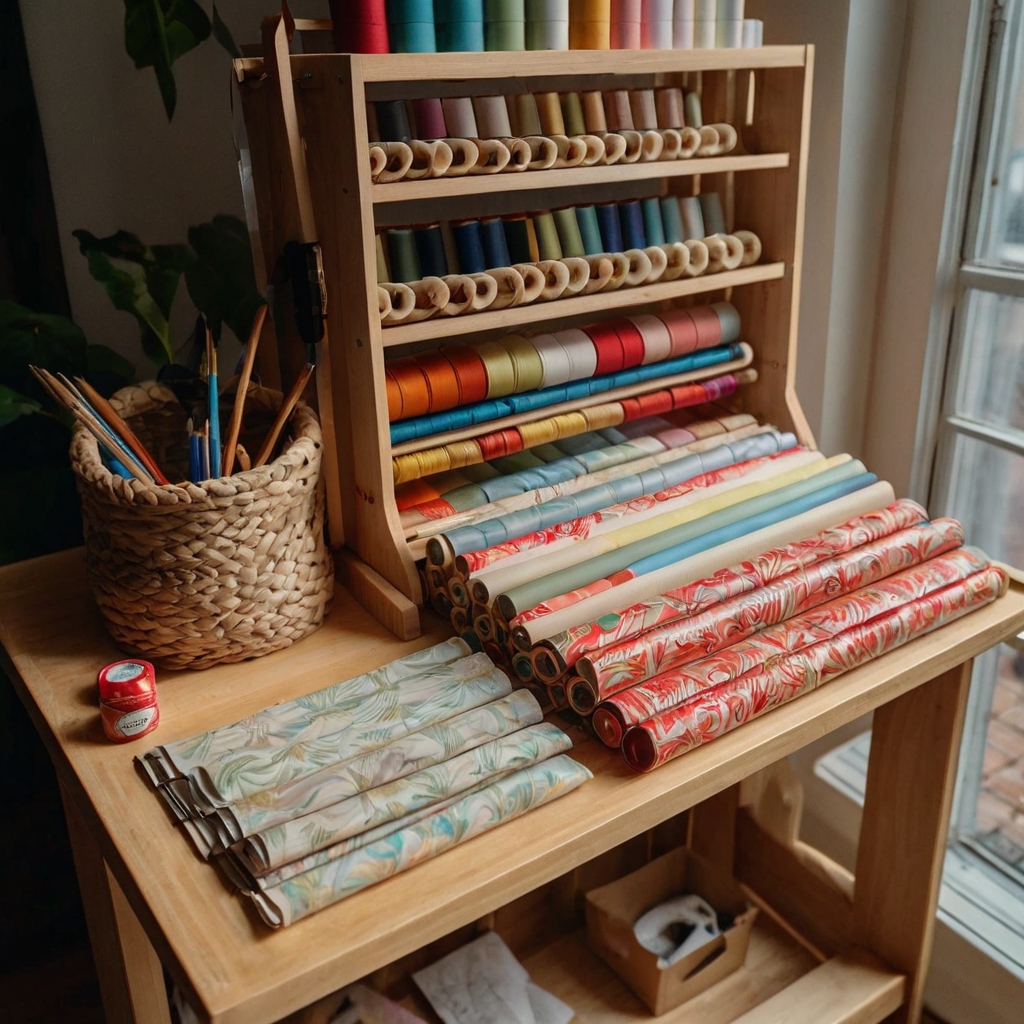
70;382;334;670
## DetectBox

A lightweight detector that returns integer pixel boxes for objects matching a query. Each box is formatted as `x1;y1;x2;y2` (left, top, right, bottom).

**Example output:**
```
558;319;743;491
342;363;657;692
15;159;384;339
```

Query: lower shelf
397;915;903;1024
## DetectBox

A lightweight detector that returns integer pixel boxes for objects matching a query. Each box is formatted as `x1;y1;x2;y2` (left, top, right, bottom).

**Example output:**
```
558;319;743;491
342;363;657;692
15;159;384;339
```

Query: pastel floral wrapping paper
217;690;543;843
542;499;929;669
147;655;512;806
581;519;966;699
621;565;1008;771
600;546;987;733
240;723;573;874
252;755;593;927
459;449;813;576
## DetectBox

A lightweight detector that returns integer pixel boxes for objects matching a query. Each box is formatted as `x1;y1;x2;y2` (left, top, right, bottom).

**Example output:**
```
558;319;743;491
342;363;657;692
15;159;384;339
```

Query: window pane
954;290;1024;433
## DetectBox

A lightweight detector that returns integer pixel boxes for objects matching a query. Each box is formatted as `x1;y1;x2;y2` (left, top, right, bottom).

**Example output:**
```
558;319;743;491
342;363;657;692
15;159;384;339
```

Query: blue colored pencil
206;326;221;478
188;419;202;484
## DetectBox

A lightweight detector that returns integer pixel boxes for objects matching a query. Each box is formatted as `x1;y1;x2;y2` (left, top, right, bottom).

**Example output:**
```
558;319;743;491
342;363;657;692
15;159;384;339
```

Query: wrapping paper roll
582;520;968;709
707;121;738;154
444;137;481;175
501;136;534;169
620;566;1007;771
659;241;691;281
440;275;479;316
623;247;653;286
642;245;668;283
403;277;451;322
250;755;591;926
530;483;903;658
372;141;415;183
583;253;618;292
377;286;393;318
468;138;512;173
536;259;572;299
706;234;744;273
551;134;589;167
561;256;592;294
406;139;454;179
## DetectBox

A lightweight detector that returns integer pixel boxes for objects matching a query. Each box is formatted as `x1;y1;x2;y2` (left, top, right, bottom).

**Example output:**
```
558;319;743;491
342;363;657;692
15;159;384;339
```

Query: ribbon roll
734;229;762;266
502;333;546;391
474;95;514;138
631;313;672;362
682;238;710;277
531;333;573;387
477;338;518;397
554;327;598;378
511;263;546;303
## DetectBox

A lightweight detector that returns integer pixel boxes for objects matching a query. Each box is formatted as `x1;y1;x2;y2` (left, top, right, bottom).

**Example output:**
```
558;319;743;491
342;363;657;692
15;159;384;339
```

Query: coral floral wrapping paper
543;498;929;668
622;565;1008;770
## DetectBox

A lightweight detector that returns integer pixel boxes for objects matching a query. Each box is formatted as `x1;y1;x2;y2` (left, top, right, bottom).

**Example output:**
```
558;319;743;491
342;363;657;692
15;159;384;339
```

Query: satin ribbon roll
531;333;574;387
502;334;546;391
473;95;514;138
659;241;691;281
510;264;546;303
706;234;745;273
536;259;571;300
442;96;479;137
439;274;479;316
632;313;672;362
467;271;501;310
468;138;512;173
377;286;393;318
642;245;669;283
480;218;512;268
527;19;570;48
555;327;599;377
453;220;487;274
587;322;626;374
477;339;518;397
372;141;415;183
559;256;591;295
368;145;388;178
442;344;490;402
330;0;390;53
443;137;480;176
695;124;721;157
699;192;727;235
680;196;705;239
524;136;559;169
596;202;625;252
682;239;709;276
553;207;586;257
623;248;653;286
734;229;762;266
380;283;417;323
660;197;684;242
582;254;616;293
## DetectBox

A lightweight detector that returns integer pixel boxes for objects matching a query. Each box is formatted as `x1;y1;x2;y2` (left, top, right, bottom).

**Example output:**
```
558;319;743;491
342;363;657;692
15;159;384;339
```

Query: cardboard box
584;847;758;1016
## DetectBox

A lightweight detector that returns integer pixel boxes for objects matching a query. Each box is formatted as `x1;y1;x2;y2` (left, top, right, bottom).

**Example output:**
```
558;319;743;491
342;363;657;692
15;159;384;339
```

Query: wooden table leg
853;661;973;1024
60;786;173;1024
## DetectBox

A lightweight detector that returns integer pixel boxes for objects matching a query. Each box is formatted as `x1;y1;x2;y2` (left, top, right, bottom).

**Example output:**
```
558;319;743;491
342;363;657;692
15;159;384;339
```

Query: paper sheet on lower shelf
413;931;574;1024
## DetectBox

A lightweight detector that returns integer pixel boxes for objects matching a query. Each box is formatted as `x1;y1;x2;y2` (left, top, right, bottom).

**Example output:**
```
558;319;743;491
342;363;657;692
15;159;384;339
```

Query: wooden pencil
222;304;267;477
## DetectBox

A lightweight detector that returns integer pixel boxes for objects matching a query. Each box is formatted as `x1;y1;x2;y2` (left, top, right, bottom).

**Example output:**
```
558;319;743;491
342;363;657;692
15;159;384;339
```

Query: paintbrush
206;323;221;478
254;362;314;468
222;303;267;476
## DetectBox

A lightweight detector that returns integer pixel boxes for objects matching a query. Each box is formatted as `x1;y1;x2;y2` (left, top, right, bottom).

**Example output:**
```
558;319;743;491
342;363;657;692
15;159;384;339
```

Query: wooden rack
234;46;815;641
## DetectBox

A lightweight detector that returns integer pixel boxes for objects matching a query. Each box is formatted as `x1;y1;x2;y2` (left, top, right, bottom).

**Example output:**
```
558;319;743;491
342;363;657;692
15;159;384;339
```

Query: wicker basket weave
70;382;334;670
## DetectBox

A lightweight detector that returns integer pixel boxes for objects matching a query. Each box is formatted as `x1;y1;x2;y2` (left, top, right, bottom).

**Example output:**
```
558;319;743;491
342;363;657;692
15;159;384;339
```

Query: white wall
19;0;326;376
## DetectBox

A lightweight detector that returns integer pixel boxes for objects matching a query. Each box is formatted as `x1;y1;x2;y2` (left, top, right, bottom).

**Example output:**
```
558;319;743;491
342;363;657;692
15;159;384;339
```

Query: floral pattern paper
252;755;593;927
622;566;1008;770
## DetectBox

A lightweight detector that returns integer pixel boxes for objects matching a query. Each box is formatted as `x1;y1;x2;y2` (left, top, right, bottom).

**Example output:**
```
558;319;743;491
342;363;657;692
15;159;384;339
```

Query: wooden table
4;548;1024;1024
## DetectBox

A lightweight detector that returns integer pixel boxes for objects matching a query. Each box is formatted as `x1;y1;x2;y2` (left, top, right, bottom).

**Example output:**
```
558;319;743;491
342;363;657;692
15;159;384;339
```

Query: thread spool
511;263;546;303
380;283;417;323
473;94;514;138
641;0;673;47
655;86;684;127
580;90;608;132
680;195;705;239
699;191;727;235
389;21;439;53
486;21;527;51
673;18;694;48
693;18;716;47
510;93;543;136
561;92;587;135
682;238;710;276
375;99;413;142
386;228;421;282
552;206;586;257
684;90;703;128
534;91;566;134
480;217;512;267
641;197;666;246
570;21;611;49
575;205;603;255
503;217;533;264
717;19;743;47
604;90;633;131
734;229;762;266
442;96;479;136
629;89;658;130
618;200;647;249
452;220;487;273
609;21;641;49
595;202;624;252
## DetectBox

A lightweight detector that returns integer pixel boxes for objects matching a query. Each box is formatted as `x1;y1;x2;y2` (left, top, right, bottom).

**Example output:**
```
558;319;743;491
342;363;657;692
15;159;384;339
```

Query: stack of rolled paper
138;640;590;926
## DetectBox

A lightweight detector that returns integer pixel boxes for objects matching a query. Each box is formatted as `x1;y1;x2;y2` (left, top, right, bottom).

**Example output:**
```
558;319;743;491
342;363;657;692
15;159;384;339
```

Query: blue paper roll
660;198;684;243
414;225;449;277
452;220;486;273
389;20;437;52
618;201;647;250
595;203;624;253
480;217;512;268
387;0;436;21
437;20;485;49
641;198;666;247
435;0;484;16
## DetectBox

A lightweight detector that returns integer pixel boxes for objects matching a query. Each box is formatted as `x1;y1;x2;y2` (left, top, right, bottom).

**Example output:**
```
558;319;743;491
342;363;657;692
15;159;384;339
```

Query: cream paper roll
579;134;607;165
439;274;479;316
401;277;451;321
638;130;665;161
523;136;559;169
705;234;744;273
657;128;684;160
617;129;645;163
705;122;738;155
380;283;418;323
373;141;415;183
550;134;589;167
734;229;762;266
642;245;669;283
483;267;527;309
468;138;513;173
445;137;482;176
695;125;721;156
659;241;691;281
510;263;547;303
677;126;701;158
560;256;591;294
536;258;572;300
598;132;628;164
369;145;388;178
683;238;710;276
582;254;616;293
377;286;393;318
405;139;454;180
632;313;672;363
511;480;899;645
623;248;654;286
468;271;501;310
500;137;533;170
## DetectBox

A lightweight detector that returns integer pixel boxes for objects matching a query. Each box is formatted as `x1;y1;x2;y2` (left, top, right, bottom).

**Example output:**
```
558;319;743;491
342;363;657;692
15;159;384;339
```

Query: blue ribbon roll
452;220;487;273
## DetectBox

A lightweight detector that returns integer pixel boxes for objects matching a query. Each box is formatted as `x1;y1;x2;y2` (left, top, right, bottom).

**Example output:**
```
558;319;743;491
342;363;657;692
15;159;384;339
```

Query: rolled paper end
369;144;387;178
439;274;478;316
683;238;711;276
659;241;691;281
592;706;625;749
496;593;517;626
511;263;546;303
402;276;450;321
617;129;644;164
484;266;528;309
511;651;534;682
622;725;659;772
536;259;571;300
377;285;392;318
703;234;729;273
524;135;558;169
709;122;739;154
380;282;417;323
468;578;489;605
639;130;665;162
551;134;588;168
450;607;470;633
448;577;470;608
467;271;500;310
599;132;628;164
374;141;415;183
468;138;512;174
532;646;567;684
623;247;654;287
566;676;598;715
583;254;616;293
658;128;684;160
425;536;449;566
605;250;632;289
405;139;440;180
501;136;533;170
579;134;606;165
643;245;669;284
720;234;746;270
560;256;591;294
734;229;763;266
444;136;480;176
677;126;702;159
696;124;721;157
427;140;454;177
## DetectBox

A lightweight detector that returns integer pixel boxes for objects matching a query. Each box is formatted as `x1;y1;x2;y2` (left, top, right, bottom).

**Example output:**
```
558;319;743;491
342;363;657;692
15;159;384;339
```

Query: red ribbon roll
657;308;699;356
441;345;490;404
685;305;723;349
609;317;646;367
586;322;627;375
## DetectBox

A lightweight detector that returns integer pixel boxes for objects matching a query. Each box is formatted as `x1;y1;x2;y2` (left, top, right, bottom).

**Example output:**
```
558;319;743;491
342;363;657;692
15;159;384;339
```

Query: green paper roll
553;207;585;257
533;211;563;261
700;192;727;235
684;90;703;128
486;20;527;49
561;92;587;136
575;205;604;255
660;197;684;243
641;198;666;247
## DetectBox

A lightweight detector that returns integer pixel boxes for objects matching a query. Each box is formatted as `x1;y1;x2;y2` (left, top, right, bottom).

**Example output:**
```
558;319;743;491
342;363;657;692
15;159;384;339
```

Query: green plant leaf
0;385;42;428
73;229;191;366
211;2;241;58
123;0;211;119
184;215;262;343
0;300;89;397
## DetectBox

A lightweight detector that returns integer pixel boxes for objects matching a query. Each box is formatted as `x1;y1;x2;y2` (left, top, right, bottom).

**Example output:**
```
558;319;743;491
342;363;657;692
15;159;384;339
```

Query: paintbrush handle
254;363;313;468
222;304;267;476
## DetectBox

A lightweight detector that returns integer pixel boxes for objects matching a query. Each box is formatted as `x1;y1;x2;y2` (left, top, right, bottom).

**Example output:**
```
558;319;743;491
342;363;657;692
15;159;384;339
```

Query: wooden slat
730;950;904;1024
735;809;856;958
689;784;740;875
371;152;790;205
853;661;973;1024
2;553;1022;1024
381;263;786;347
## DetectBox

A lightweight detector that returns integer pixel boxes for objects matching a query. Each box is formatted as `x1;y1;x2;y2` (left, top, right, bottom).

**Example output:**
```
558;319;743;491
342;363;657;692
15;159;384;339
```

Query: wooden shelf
389;343;754;456
381;263;786;347
372;153;791;205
